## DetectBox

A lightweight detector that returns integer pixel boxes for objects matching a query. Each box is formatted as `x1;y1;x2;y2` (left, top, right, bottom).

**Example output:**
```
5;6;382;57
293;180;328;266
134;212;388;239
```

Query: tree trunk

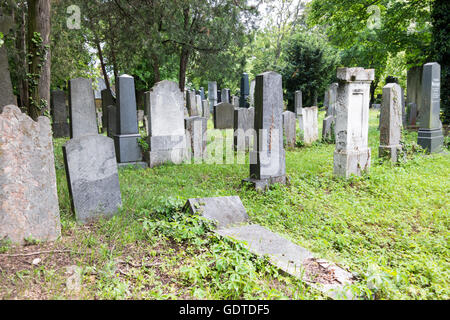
17;5;28;110
95;37;111;92
179;46;189;91
152;53;160;84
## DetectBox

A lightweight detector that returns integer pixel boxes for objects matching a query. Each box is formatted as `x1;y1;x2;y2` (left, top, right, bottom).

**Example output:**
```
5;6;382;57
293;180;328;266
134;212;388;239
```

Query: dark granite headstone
51;90;70;137
240;73;250;108
101;88;116;133
214;102;235;129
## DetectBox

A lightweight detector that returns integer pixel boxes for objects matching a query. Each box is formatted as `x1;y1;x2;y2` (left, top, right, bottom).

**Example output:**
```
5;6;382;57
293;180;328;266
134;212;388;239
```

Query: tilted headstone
0;105;61;243
243;71;286;191
101;89;116;133
214;102;235;129
113;75;144;165
249;80;255;107
234;107;255;151
186;90;198;116
208;81;217;113
202;99;210;119
0;46;15;111
240;73;250;108
68;78;98;138
144;80;187;168
333;67;374;177
379;83;403;162
302;107;319;144
417;62;444;153
406;66;423;126
185;116;207;162
282;111;296;148
63;134;122;223
51;90;70;137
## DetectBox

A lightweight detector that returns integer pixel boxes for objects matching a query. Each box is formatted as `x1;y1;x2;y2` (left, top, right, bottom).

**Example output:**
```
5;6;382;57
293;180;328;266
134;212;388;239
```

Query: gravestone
208;81;217;113
379;83;403;162
68;78;98;138
372;104;381;110
232;95;240;108
334;67;374;177
63;134;122;223
51;90;70;137
243;71;286;191
196;94;203;116
186;90;198;116
144;80;187;168
302;107;319;144
417;62;444;153
234;107;255;151
322;115;335;142
185;116;207;162
214;102;235;129
326;83;338;117
240;73;250;108
249;80;255;107
199;87;205;100
107;105;117;138
0;105;61;244
101;89;116;133
202;99;210;119
221;89;230;104
294;90;303;132
282;111;296;148
407;102;418;126
407;66;423;125
137;109;144;126
113;75;144;166
217;89;222;103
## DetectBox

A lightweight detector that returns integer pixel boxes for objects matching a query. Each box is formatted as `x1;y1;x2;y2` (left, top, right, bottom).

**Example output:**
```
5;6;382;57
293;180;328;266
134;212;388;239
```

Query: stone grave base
145;148;186;168
417;128;444;153
333;149;371;178
379;144;402;162
242;175;286;191
52;122;70;138
113;133;143;163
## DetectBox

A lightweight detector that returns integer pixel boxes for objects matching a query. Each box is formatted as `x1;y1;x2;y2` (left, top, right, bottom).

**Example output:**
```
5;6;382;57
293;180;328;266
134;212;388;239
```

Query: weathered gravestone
326;83;338;117
208;81;217;113
185;116;207;162
407;102;418;126
379;83;403;162
334;67;374;177
249;80;255;107
322;115;335;142
51;90;70;137
196;94;203;116
302;107;319;144
186;90;198;117
240;73;250;108
214;102;235;129
221;89;230;104
0;105;61;243
407;66;423;126
101;88;116;134
234;107;255;151
417;62;444;153
113;75;145;166
243;71;286;191
144;80;187;168
63;134;122;223
69;78;98;138
232;95;240;108
282;111;296;148
294;90;303;131
0;15;15;111
202;99;210;119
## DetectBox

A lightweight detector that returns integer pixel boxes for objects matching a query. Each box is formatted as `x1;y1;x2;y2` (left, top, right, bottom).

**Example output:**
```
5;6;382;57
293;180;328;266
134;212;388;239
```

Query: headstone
63;134;122;223
282;111;296;148
144;80;187;168
240;73;250;108
234;107;255;151
68;78;98;138
186;90;198;116
232;95;240;108
199;87;205;101
322;115;335;142
249;80;255;107
50;90;70;138
243;71;286;191
208;81;217;113
379;83;402;162
113;75;144;165
302;107;319;144
417;62;444;153
107;105;117;138
217;89;222;103
407;66;423;125
0;105;61;244
196;94;203;115
407;102;418;126
333;67;374;177
221;89;230;104
101;89;116;133
326;83;338;117
214;102;235;129
372;104;381;110
185;116;207;162
0;46;15;111
202;99;210;119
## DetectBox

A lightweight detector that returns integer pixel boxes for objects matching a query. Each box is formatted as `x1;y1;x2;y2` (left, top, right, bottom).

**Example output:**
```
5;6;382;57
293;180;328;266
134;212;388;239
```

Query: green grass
1;110;448;300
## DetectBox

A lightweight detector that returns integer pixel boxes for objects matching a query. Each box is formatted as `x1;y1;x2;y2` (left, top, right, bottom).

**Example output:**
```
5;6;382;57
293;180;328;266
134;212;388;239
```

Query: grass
0;109;448;300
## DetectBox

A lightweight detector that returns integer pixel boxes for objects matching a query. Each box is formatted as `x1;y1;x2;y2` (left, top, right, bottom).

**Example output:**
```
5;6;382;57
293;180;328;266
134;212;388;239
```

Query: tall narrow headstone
334;67;374;177
417;62;444;153
243;71;286;190
199;87;205;101
240;73;250;108
144;80;187;167
217;89;222;103
406;66;423;126
208;81;217;113
202;99;210;119
195;94;203;116
234;107;255;151
0;105;61;244
113;74;144;165
101;88;116;133
283;111;297;148
185;116;207;162
249;80;255;107
232;95;240;108
51;90;70;137
294;90;303;131
186;90;198;116
379;83;402;162
68;78;98;138
221;89;230;104
302;107;319;144
107;105;117;138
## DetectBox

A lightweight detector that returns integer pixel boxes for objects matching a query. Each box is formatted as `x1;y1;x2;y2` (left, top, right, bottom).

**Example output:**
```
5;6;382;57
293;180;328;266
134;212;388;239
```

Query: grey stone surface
326;83;338;117
63;134;122;223
202;99;210;119
240;73;250;108
407;66;423;125
221;89;230;104
247;71;286;188
407;102;418;126
249;80;255;107
184;196;248;229
68;78;98;138
282;111;296;148
214;102;235;129
186;90;198;116
144;80;186;167
0;46;15;110
196;94;203;116
101;89;116;133
0;105;61;244
334;67;373;177
232;95;240;108
322;115;335;142
418;62;444;153
113;75;143;164
51;90;70;137
379;83;403;162
234;107;255;151
302;107;319;144
107;105;117;138
185;116;207;162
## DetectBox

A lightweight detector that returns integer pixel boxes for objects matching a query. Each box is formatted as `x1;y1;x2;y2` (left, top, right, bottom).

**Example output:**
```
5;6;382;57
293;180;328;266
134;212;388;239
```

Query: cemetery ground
0;110;448;300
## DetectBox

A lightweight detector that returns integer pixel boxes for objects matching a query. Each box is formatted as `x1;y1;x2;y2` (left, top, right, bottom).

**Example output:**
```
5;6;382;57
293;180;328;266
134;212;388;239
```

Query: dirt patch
302;258;341;285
